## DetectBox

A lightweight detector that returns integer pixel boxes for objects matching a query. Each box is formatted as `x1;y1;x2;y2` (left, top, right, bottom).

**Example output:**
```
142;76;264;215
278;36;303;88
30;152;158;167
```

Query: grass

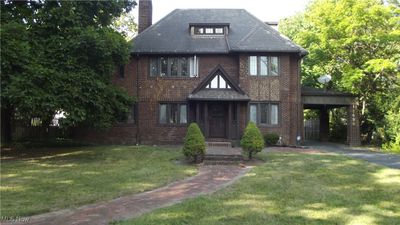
0;145;197;217
117;151;400;225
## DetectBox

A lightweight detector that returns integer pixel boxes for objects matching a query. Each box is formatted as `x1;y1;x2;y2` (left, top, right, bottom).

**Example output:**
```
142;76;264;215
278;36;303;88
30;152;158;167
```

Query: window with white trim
194;26;225;35
249;56;279;76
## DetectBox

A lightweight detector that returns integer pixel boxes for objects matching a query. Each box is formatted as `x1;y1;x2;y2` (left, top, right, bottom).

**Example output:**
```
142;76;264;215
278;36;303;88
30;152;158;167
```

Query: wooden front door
209;102;227;138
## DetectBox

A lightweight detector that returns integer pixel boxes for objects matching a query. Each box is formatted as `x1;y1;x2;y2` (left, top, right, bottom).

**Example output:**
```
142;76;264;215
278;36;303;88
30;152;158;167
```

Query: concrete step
203;160;241;165
206;141;232;148
204;154;243;161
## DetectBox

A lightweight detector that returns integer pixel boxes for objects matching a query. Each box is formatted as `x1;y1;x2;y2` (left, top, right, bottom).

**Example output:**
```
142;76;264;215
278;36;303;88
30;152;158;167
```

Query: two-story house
77;0;311;146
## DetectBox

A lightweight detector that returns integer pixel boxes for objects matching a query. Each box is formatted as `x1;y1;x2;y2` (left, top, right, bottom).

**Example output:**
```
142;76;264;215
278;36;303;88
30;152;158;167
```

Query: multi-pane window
194;27;225;35
249;56;279;76
150;57;198;77
249;103;279;125
205;74;231;89
159;103;187;125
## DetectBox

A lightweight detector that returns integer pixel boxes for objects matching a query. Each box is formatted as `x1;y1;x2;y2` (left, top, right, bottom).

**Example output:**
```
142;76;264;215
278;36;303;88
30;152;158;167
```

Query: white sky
133;0;311;24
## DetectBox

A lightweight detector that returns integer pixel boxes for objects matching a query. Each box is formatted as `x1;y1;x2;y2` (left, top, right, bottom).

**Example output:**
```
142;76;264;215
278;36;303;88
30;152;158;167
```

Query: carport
301;87;361;146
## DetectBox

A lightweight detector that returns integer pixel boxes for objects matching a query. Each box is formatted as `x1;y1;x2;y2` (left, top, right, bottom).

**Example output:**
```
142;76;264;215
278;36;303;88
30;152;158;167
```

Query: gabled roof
131;9;307;55
188;65;250;101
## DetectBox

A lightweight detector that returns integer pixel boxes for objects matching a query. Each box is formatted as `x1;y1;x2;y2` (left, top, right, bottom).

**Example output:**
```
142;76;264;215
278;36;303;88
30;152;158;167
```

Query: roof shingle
131;9;307;55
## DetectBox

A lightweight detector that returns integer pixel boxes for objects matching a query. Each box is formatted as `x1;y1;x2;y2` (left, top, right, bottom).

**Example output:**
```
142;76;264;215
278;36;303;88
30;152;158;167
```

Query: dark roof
188;89;250;101
131;9;307;55
301;86;355;97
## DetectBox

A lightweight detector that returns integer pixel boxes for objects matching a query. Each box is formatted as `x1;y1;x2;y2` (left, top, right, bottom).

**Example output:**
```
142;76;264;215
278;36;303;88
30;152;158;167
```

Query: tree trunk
248;151;253;160
1;107;13;143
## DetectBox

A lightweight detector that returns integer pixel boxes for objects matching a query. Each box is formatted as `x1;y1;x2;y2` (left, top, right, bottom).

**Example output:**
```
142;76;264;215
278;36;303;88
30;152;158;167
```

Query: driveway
305;141;400;169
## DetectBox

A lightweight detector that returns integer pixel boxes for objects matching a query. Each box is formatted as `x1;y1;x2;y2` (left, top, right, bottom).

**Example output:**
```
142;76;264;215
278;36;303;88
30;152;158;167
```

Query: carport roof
301;86;357;108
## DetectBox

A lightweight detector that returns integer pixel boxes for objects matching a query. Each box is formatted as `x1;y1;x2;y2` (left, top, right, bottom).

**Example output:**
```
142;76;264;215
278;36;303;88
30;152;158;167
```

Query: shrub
382;133;400;154
264;133;280;146
240;122;264;160
182;123;206;162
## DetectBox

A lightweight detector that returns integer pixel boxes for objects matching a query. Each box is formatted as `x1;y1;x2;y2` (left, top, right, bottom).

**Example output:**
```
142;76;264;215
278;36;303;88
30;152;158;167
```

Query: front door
209;102;227;138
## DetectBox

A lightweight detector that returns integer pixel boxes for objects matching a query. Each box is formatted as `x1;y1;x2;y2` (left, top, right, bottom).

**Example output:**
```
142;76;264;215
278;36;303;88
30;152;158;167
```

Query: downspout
297;52;306;145
136;55;141;145
297;56;301;145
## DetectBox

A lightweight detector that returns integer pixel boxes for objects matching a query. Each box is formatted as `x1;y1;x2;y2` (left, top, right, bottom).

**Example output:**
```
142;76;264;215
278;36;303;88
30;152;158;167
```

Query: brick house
77;0;361;146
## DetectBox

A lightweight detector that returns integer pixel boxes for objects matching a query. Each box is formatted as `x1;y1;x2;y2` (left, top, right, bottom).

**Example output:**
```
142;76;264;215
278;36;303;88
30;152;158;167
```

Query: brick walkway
4;165;250;225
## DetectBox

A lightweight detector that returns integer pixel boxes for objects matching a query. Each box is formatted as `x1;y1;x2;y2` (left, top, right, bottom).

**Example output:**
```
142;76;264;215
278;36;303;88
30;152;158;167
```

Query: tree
111;12;138;40
183;123;206;162
1;0;137;142
279;0;400;145
240;122;264;160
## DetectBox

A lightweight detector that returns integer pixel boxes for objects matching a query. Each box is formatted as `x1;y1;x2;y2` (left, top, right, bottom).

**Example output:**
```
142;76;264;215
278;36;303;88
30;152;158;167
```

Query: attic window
191;24;229;36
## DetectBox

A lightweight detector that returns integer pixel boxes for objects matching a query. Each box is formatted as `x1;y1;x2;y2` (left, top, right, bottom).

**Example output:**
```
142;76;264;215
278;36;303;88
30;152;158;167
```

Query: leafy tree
241;122;264;160
1;0;137;142
279;0;400;145
382;90;400;152
111;12;138;40
183;123;206;162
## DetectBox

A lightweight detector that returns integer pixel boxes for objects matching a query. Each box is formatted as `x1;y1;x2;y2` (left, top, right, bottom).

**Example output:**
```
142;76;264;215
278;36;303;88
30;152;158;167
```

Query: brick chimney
138;0;152;33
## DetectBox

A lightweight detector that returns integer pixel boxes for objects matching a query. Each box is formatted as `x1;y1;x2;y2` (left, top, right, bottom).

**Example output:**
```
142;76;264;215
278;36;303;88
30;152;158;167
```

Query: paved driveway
305;142;400;169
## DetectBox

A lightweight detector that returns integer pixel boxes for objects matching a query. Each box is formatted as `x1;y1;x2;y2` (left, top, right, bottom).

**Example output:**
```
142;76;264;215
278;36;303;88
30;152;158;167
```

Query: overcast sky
133;0;311;24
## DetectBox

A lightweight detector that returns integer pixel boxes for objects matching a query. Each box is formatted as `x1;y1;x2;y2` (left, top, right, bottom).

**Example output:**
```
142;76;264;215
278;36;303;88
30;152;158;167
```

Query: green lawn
117;151;400;225
0;145;196;217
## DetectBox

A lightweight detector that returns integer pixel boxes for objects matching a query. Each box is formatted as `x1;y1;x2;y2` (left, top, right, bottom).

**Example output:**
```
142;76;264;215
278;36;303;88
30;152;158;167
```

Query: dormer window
190;23;229;36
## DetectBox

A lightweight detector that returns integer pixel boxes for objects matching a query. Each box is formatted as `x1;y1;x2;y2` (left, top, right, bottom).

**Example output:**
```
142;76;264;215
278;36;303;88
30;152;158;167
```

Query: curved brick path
4;165;250;225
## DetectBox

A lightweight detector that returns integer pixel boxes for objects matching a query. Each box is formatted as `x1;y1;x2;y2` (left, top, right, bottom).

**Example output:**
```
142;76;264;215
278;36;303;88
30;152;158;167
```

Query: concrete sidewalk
305;141;400;169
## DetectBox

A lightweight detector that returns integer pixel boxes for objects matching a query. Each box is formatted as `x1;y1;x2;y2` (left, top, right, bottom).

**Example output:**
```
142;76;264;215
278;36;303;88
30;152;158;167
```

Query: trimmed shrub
264;133;279;146
183;123;206;162
240;122;264;160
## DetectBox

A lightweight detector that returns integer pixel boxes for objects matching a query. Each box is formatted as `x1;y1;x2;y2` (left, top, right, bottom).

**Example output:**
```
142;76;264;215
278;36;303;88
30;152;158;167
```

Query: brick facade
77;53;303;145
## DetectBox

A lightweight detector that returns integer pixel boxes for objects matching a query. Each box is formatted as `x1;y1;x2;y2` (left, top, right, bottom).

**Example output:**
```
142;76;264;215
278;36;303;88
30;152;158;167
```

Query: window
117;104;136;124
260;56;268;76
159;103;187;125
193;26;225;35
170;57;179;76
250;104;257;123
127;104;136;124
249;56;257;75
248;56;279;76
249;103;279;125
205;74;231;89
205;28;214;34
150;56;198;77
160;57;168;76
215;28;224;34
119;65;125;78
